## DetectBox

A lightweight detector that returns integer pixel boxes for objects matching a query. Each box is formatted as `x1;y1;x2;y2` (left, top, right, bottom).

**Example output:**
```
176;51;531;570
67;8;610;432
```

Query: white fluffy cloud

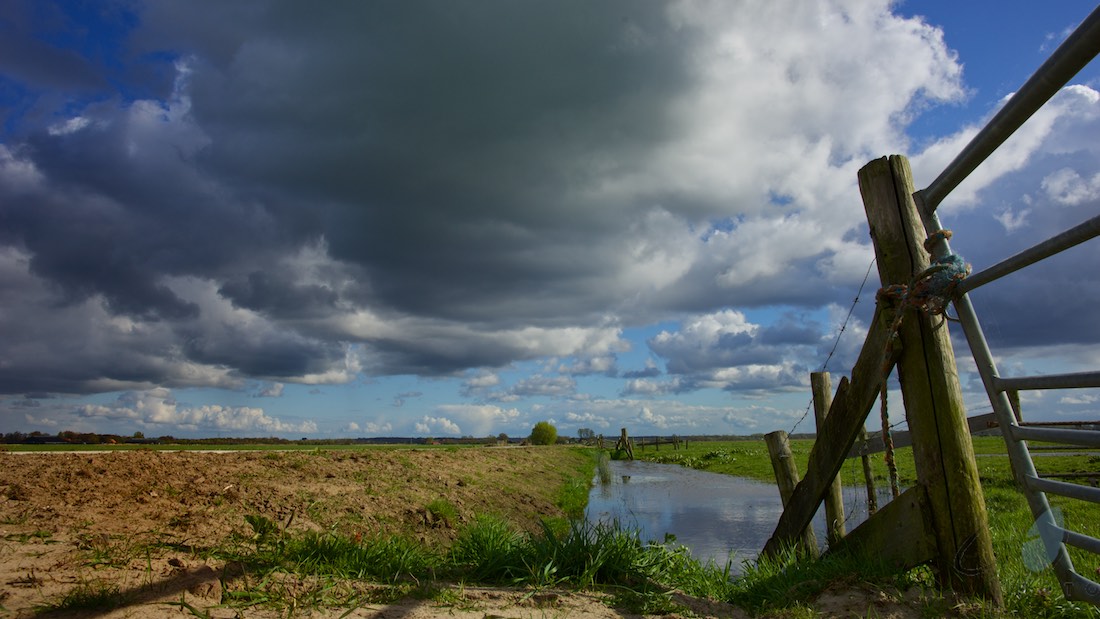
430;405;522;437
77;388;317;433
415;416;462;436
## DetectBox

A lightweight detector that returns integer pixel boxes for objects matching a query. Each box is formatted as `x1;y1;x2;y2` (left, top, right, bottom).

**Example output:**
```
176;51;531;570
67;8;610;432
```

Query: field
1;440;1097;618
0;446;620;618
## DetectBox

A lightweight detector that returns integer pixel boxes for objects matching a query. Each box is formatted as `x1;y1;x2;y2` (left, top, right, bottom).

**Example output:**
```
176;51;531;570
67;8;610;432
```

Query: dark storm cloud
622;366;662;379
758;315;826;346
159;1;700;325
2;0;713;395
2;0;1031;403
181;329;346;379
218;272;340;320
0;22;105;92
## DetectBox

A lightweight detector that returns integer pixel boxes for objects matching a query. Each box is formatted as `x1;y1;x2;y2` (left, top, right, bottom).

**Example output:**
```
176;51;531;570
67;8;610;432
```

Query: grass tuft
449;514;527;582
45;582;129;612
425;498;459;525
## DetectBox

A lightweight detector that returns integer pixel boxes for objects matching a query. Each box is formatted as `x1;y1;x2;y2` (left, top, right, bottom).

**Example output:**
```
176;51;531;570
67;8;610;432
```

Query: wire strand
790;258;877;435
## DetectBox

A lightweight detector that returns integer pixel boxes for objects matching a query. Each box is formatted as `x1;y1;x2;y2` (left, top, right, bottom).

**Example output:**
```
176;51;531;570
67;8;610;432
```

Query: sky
1;0;1098;440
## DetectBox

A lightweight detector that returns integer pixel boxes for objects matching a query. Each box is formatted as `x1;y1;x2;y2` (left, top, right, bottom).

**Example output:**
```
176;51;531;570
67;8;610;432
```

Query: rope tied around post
875;229;971;499
882;230;972;316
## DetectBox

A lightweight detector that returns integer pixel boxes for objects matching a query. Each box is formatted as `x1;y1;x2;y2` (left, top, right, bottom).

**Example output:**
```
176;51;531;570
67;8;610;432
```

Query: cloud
392;391;422;408
638;406;669;430
75;388;317;434
414;416;462;436
460;372;500;399
255;382;284;398
0;0;971;401
1041;167;1100;206
507;375;577;398
622;377;691;397
914;85;1100;353
11;0;1094;433
1058;394;1097;406
558;355;618;377
564;411;611;430
346;420;393;434
622;358;662;379
432;404;521;437
644;310;820;393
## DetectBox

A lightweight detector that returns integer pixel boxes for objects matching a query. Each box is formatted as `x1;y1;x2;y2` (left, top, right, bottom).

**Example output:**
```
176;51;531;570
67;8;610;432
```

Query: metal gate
912;5;1100;604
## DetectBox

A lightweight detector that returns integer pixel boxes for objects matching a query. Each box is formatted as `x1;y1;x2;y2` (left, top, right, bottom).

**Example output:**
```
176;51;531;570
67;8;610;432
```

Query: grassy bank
635;437;1100;617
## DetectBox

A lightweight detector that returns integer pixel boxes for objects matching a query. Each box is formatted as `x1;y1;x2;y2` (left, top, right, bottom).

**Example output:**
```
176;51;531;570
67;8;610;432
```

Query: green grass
425;498;459;525
636;438;806;481
209;507;978;617
215;512;736;614
728;542;946;616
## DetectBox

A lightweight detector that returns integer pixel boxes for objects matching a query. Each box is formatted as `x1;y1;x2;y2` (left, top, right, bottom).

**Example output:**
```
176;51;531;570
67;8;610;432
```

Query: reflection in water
585;459;893;574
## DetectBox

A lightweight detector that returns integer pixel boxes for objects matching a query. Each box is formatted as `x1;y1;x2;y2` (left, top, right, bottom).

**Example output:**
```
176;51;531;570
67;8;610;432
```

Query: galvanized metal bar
959;214;1100;293
1026;475;1100;504
1066;572;1100;605
916;5;1100;215
994;371;1100;391
1065;529;1100;556
1011;425;1100;448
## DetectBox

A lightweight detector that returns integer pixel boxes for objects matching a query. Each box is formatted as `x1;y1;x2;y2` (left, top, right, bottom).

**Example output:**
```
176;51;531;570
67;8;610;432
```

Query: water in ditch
585;458;894;574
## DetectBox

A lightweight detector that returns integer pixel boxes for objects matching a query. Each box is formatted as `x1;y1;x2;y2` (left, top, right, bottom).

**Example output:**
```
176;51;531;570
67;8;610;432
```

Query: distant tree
133;431;145;439
529;421;558;446
577;428;595;441
497;432;509;443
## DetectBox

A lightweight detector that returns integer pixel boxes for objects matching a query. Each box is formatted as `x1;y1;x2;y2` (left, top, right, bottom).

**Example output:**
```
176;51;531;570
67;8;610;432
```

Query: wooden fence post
812;372;846;546
857;427;878;516
765;430;819;556
858;155;1002;603
616;428;634;460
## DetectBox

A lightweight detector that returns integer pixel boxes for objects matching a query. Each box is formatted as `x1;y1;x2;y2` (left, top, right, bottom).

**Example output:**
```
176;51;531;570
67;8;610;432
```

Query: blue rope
879;231;971;316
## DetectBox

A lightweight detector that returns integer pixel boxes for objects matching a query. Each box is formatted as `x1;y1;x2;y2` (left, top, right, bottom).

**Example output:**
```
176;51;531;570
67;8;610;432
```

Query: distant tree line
1;430;156;445
1;429;811;446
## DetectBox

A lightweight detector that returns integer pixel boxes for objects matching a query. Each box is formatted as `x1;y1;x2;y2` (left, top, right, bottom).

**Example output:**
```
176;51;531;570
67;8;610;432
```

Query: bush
529;421;558;445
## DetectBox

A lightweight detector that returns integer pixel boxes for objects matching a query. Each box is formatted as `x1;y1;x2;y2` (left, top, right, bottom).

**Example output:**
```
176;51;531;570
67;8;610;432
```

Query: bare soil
0;447;932;618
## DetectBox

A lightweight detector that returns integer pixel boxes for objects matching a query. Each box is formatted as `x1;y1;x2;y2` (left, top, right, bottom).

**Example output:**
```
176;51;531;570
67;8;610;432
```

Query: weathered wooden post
857;427;878;515
766;430;819;556
616;428;634;460
858;155;1002;603
812;372;846;546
